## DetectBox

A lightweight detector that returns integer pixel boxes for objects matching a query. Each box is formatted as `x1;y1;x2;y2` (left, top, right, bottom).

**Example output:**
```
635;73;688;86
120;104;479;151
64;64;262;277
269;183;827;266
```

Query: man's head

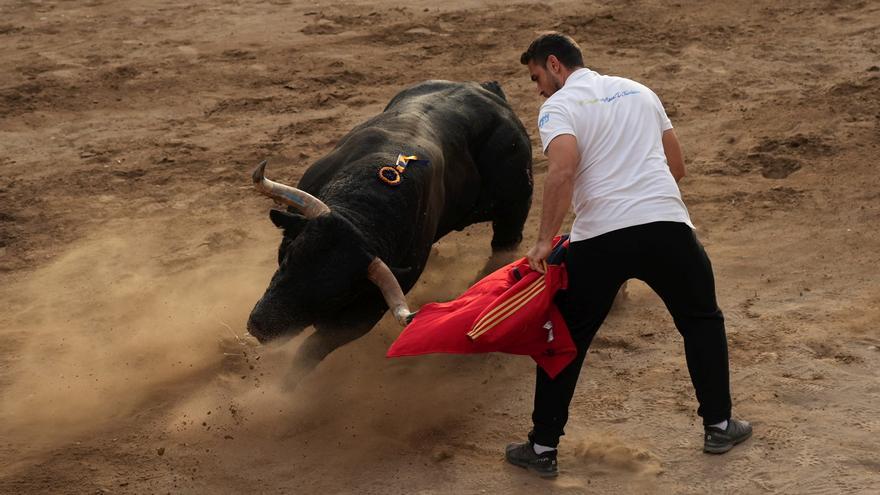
520;32;584;98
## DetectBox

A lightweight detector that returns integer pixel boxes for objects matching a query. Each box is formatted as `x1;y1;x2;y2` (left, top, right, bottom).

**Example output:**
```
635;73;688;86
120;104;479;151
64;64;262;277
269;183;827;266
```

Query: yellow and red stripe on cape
386;235;575;379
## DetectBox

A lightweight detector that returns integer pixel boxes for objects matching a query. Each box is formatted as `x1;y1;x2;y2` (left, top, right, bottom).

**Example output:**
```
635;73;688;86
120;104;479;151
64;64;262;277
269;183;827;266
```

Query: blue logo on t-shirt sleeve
538;113;550;128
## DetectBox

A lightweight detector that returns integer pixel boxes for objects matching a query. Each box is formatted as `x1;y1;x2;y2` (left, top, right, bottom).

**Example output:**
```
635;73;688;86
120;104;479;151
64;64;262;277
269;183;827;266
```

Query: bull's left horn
252;160;330;218
367;257;413;327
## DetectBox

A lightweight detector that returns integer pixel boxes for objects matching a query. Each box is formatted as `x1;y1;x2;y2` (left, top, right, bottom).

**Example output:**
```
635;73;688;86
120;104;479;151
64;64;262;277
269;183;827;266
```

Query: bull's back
295;80;527;273
299;80;513;210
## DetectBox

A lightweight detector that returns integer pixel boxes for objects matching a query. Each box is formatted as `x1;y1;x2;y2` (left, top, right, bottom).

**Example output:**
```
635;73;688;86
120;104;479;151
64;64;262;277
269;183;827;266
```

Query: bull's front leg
283;307;384;390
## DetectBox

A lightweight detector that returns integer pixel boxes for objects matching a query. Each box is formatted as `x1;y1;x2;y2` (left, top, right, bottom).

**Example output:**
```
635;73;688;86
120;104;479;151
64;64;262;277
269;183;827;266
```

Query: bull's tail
480;81;507;101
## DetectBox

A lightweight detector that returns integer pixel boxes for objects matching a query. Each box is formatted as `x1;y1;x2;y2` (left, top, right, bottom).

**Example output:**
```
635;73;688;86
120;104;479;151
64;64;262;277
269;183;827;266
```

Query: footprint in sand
761;422;807;450
753;153;802;179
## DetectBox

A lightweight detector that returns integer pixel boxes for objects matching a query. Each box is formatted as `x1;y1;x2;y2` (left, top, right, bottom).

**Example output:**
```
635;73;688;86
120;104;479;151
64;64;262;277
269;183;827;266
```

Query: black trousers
530;221;732;448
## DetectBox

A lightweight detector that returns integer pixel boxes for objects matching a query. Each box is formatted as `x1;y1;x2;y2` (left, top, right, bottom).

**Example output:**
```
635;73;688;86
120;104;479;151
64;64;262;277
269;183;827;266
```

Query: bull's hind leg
478;127;533;253
283;308;384;390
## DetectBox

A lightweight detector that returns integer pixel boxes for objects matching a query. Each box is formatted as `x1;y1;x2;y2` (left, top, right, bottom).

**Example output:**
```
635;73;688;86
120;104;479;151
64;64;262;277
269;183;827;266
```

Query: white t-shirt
538;68;693;241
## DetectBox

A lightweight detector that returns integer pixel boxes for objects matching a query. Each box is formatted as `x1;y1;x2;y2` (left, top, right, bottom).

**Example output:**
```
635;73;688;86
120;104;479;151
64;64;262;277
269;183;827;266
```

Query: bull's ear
269;209;307;235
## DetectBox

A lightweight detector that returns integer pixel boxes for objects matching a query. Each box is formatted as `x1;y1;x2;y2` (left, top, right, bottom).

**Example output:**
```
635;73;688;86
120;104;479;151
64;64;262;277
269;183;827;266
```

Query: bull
247;80;533;383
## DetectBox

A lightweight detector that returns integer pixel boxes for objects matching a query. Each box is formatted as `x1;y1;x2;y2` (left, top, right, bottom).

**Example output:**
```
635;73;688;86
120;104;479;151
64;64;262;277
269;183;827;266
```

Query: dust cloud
0;219;521;479
0;220;270;459
571;434;663;475
162;228;528;448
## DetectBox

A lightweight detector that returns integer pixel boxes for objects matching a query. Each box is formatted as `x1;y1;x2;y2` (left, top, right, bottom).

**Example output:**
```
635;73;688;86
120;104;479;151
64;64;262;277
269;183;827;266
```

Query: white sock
533;443;556;454
709;420;729;430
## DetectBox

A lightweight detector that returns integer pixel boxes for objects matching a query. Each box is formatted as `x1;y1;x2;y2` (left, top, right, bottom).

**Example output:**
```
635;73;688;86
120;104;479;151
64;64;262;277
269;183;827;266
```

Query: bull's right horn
252;160;330;218
367;257;413;327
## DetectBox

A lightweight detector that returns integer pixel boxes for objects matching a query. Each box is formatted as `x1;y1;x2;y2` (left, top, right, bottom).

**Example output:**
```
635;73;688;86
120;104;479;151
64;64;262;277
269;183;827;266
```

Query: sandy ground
1;0;879;493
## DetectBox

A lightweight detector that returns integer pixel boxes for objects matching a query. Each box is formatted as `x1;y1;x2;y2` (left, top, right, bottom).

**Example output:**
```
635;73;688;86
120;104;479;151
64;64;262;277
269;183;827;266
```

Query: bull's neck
328;202;409;262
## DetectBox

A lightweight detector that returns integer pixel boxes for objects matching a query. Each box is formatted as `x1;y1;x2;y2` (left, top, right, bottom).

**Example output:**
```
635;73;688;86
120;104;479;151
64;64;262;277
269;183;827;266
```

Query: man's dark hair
520;32;584;68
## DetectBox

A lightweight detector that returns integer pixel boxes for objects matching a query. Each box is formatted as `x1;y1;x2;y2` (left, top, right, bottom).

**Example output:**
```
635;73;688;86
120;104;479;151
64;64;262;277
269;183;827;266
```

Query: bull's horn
252;160;330;218
367;257;412;327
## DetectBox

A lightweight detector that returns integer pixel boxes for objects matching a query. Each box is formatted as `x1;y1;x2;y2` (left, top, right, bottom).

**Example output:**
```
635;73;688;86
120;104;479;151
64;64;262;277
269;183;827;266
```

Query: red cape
387;237;575;378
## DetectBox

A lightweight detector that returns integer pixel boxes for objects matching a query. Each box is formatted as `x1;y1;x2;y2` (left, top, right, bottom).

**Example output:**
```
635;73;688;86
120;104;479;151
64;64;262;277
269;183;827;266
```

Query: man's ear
269;209;308;235
546;54;561;73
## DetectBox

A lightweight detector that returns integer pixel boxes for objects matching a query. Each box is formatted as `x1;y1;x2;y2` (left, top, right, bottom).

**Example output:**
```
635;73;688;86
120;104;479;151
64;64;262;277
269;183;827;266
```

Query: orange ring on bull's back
379;166;401;186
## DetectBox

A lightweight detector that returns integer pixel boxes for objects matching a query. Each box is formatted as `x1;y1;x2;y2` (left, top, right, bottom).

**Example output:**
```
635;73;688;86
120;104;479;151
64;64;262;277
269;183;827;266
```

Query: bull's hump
382;94;491;139
388;81;492;111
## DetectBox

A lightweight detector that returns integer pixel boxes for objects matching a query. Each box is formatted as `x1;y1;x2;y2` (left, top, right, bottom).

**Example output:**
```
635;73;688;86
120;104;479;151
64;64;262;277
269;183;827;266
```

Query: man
505;33;752;478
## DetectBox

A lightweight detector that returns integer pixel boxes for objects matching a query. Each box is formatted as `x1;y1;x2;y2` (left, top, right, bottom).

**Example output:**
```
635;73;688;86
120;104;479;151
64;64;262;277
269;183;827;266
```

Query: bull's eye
278;238;292;266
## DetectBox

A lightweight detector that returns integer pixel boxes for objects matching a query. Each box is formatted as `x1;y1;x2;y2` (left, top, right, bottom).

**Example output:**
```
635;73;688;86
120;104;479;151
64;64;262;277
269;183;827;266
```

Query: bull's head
247;161;411;343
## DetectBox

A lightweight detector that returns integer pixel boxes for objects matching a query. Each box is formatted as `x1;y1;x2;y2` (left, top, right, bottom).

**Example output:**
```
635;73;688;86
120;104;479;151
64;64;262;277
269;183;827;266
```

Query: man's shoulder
598;73;648;88
540;92;569;110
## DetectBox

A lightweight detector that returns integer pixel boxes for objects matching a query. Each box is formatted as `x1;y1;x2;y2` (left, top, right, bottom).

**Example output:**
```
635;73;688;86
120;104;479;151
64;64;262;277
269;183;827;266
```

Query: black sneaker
505;441;558;478
703;418;753;454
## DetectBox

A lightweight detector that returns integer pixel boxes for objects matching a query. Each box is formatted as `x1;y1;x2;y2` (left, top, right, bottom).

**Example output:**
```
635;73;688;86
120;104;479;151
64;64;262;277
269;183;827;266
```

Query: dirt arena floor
1;0;879;493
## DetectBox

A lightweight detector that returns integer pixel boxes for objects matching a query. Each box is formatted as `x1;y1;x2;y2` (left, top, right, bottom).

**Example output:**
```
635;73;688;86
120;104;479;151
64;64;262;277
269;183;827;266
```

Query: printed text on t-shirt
538;113;550;128
576;89;641;106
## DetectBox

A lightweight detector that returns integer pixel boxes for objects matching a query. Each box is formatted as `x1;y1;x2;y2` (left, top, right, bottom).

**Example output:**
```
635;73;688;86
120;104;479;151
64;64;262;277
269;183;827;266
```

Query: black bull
247;80;533;381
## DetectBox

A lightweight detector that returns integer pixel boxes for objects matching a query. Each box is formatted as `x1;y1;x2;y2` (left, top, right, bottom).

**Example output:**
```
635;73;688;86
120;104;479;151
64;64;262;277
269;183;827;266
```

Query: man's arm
527;134;579;273
662;128;685;182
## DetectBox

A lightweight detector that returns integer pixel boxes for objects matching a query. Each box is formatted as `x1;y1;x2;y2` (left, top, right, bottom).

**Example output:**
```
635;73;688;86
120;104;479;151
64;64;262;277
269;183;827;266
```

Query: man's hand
527;239;554;274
